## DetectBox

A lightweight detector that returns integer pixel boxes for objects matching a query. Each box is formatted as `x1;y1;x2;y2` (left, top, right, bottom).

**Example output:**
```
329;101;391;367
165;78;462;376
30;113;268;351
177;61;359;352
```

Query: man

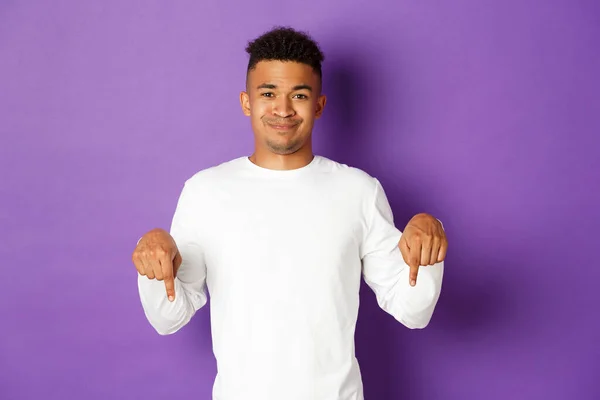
133;27;447;400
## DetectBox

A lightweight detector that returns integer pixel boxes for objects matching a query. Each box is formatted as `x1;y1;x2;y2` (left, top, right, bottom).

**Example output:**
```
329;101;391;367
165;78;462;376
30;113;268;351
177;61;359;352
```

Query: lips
269;124;296;130
265;121;300;131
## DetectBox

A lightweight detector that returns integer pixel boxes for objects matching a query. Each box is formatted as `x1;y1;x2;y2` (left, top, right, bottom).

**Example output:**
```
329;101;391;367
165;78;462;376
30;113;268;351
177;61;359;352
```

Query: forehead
248;60;319;89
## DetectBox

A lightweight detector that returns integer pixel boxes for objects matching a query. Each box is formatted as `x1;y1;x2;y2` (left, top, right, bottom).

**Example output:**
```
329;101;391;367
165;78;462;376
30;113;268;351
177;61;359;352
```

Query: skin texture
133;228;181;301
133;60;448;301
240;60;326;171
400;213;448;286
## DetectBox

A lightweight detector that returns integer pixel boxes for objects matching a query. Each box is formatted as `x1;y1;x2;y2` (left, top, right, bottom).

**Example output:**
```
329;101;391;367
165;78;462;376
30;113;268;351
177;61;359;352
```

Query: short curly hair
245;26;325;80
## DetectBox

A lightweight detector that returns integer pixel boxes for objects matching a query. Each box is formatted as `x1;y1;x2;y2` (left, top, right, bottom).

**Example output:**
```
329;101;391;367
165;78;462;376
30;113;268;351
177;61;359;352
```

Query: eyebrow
256;83;313;92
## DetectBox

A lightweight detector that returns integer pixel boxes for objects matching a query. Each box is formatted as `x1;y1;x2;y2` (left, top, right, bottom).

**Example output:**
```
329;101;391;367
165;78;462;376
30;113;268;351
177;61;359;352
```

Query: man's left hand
398;213;448;286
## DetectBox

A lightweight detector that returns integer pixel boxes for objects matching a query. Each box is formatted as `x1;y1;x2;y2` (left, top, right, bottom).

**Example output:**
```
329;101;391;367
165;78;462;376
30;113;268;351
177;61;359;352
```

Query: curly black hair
245;26;325;80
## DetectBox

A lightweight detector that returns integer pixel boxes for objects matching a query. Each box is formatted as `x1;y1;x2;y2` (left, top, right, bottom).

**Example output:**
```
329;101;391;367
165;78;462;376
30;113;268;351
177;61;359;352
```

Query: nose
272;96;295;118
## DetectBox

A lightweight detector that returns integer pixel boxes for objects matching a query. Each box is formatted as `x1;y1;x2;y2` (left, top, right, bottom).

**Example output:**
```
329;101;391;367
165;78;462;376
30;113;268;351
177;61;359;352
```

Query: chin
268;145;300;155
266;140;303;155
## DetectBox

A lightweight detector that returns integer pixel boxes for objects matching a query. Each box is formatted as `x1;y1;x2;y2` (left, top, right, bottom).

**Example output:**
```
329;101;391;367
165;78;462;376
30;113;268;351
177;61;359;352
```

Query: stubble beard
265;136;303;155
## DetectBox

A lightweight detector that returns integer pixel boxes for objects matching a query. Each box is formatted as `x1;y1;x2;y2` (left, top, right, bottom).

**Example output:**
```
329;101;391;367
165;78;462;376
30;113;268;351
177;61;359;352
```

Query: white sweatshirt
137;155;444;400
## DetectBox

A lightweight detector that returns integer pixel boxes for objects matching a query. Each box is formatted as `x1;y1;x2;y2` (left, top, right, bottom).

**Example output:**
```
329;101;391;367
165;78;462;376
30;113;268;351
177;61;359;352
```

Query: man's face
240;61;326;155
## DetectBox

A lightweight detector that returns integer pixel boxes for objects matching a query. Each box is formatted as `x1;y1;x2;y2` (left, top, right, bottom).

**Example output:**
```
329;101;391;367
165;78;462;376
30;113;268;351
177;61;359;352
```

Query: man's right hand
132;228;182;302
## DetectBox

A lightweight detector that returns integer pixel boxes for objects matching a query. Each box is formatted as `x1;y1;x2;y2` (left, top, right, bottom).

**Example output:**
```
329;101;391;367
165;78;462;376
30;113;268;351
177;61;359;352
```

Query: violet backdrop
1;1;599;399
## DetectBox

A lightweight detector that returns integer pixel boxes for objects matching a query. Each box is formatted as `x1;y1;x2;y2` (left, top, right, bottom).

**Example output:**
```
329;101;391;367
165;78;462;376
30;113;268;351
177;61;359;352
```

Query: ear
315;94;327;119
240;91;251;116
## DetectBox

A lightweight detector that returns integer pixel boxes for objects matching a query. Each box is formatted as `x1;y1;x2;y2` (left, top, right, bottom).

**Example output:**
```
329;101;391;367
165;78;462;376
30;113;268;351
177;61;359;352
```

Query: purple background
1;1;599;399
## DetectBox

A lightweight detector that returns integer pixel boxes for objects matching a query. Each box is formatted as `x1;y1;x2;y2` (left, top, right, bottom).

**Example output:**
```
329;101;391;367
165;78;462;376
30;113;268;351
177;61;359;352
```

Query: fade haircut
245;27;325;82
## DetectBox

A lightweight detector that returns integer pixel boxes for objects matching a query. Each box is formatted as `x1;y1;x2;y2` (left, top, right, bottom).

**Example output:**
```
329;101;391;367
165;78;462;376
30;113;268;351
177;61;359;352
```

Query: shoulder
168;157;247;207
182;157;247;189
315;156;392;222
315;156;380;196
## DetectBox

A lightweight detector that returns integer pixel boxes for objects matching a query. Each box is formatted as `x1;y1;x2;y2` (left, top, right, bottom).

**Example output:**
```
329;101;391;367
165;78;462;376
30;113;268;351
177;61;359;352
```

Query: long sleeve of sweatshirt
137;181;208;335
360;179;444;329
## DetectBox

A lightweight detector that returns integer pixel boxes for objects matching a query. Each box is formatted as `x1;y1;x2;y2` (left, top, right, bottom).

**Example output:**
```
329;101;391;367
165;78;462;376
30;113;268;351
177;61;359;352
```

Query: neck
249;145;314;171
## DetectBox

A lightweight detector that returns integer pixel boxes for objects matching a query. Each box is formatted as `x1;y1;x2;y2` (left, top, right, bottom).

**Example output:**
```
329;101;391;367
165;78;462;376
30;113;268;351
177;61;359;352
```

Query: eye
260;92;274;98
293;94;308;100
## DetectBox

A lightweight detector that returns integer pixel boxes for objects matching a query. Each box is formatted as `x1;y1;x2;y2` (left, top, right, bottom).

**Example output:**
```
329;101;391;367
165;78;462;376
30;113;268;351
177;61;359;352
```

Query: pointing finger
409;240;421;286
160;255;176;302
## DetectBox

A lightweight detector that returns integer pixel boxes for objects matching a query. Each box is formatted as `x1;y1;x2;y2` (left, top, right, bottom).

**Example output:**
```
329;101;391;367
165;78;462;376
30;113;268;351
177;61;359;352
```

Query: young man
133;27;447;400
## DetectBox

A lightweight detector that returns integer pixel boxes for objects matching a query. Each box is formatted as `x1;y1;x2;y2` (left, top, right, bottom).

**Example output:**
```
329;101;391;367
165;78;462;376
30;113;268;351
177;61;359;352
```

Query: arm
137;182;208;335
360;179;444;329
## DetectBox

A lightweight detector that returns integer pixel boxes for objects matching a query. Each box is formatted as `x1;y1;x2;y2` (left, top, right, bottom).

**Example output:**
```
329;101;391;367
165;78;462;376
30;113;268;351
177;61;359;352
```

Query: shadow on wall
322;45;515;400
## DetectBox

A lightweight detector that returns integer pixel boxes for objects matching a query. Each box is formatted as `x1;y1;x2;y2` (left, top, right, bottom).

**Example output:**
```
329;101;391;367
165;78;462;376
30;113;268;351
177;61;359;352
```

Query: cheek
251;100;270;116
297;102;317;121
250;104;268;130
